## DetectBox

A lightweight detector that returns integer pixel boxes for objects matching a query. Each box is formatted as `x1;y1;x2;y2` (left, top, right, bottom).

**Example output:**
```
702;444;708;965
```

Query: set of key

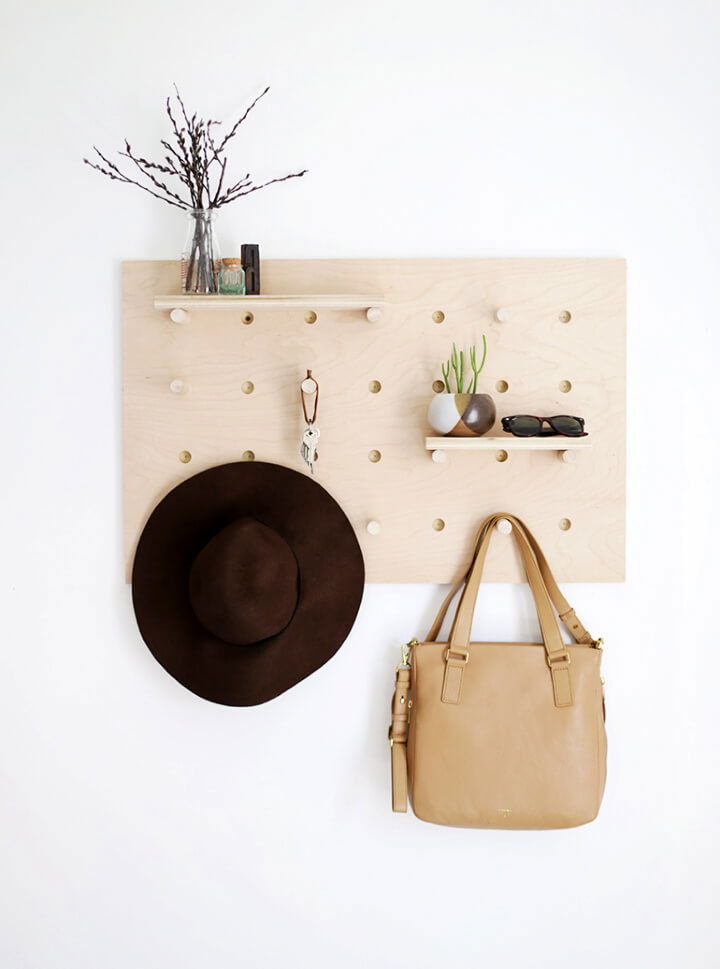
301;424;320;475
300;370;320;475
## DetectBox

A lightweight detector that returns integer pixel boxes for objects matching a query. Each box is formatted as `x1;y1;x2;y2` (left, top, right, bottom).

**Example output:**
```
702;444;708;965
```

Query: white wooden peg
559;449;576;464
169;379;186;394
170;307;188;324
366;520;381;535
366;306;382;323
494;308;508;323
496;518;512;534
431;449;447;463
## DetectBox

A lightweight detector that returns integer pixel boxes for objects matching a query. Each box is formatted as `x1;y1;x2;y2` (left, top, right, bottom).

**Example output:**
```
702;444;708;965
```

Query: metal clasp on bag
399;638;418;669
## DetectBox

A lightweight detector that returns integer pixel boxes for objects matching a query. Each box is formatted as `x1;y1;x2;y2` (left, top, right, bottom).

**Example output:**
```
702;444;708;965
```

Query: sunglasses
501;415;587;437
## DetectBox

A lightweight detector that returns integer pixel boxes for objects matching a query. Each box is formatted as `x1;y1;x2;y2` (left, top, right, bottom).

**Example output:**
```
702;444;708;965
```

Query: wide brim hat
131;462;365;706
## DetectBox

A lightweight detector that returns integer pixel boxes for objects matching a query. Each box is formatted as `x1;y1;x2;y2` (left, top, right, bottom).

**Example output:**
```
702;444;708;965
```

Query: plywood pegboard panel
123;258;625;583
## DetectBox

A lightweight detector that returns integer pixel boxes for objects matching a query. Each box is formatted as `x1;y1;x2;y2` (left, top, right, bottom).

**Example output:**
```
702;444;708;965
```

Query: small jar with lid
218;258;246;295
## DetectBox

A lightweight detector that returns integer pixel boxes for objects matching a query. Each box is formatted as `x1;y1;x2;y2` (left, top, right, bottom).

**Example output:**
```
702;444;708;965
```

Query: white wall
1;1;718;966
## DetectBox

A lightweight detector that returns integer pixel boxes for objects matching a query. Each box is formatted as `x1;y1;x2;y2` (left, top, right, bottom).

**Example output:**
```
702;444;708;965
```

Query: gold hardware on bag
400;639;418;668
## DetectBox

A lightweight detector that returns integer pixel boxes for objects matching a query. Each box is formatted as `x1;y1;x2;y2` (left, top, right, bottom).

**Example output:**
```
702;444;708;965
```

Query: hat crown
188;517;298;645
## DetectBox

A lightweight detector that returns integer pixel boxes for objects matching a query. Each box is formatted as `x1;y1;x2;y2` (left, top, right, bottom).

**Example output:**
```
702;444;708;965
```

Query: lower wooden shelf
425;436;591;451
425;436;592;464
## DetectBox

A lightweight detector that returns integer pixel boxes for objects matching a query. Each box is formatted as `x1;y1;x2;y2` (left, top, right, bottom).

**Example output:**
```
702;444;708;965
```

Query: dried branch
84;148;187;209
216;85;269;153
218;169;308;207
165;96;195;201
120;142;188;207
84;86;308;212
211;156;227;206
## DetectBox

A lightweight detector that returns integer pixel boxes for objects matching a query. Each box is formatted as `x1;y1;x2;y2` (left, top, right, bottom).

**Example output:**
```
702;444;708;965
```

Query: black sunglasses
501;415;587;437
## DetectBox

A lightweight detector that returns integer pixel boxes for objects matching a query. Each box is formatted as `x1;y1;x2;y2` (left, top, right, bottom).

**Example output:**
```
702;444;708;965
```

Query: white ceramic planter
427;393;496;437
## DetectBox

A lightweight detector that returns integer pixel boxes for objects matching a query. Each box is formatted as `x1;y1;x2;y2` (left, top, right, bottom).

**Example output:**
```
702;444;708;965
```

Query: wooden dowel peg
170;307;189;324
431;449;447;463
494;308;508;323
169;379;187;394
300;377;316;394
559;449;576;464
366;520;381;535
496;518;512;534
366;306;382;323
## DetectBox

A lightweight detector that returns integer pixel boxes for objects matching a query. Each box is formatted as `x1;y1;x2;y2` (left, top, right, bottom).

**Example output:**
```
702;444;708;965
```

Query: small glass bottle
218;257;246;295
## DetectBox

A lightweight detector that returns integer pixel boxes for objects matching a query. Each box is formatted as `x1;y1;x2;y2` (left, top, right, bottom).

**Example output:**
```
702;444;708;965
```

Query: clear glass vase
181;208;220;294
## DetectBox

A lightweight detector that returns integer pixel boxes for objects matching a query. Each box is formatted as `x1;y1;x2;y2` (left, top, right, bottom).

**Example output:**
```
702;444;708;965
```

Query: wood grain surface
123;258;626;583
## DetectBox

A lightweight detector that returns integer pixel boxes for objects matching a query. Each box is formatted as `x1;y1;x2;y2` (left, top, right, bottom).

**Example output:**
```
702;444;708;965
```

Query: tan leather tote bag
389;513;606;829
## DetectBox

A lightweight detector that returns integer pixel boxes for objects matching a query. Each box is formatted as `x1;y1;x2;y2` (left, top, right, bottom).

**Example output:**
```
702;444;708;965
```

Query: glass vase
181;208;220;294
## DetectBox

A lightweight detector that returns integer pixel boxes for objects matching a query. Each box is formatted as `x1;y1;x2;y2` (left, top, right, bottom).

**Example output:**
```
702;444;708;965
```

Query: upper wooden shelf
154;294;386;313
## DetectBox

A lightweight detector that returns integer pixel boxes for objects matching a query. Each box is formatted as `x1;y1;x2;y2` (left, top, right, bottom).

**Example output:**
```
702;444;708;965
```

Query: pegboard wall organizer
124;258;626;583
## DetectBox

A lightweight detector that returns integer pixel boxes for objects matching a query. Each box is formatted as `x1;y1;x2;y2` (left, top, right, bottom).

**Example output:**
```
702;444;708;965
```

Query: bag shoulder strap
425;518;493;642
389;664;411;812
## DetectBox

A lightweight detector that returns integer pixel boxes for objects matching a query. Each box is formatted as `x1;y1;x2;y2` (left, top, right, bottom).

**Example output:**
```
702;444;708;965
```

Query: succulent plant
440;337;487;393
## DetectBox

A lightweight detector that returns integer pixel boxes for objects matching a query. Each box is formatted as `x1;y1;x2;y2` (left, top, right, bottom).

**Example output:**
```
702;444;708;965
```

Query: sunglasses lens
509;416;542;436
551;416;584;435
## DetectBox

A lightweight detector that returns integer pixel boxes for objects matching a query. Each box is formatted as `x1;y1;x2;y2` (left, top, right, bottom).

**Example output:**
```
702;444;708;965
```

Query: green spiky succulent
441;336;487;393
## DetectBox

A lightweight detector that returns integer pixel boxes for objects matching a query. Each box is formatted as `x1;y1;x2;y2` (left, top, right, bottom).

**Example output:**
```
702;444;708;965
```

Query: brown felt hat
131;462;365;706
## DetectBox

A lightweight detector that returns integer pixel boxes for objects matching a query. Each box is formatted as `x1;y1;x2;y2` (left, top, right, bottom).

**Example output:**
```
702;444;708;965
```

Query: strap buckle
546;649;572;668
445;647;470;664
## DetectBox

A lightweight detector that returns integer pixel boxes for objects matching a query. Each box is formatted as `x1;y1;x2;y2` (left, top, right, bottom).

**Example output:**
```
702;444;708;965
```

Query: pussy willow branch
218;170;307;206
84;148;187;209
216;86;269;153
165;97;197;202
85;86;307;211
120;143;188;207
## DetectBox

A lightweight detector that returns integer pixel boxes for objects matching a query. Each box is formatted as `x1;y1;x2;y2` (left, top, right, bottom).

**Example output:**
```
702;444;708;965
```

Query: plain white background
1;1;718;966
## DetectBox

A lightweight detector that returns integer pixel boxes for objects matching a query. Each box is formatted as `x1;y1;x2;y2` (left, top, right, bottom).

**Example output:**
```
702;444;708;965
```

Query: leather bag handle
435;514;584;707
426;515;594;647
449;514;564;655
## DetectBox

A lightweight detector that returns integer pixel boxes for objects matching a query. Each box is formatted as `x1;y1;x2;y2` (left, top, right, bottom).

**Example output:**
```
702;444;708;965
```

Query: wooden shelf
425;436;592;451
154;294;385;312
426;436;591;464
